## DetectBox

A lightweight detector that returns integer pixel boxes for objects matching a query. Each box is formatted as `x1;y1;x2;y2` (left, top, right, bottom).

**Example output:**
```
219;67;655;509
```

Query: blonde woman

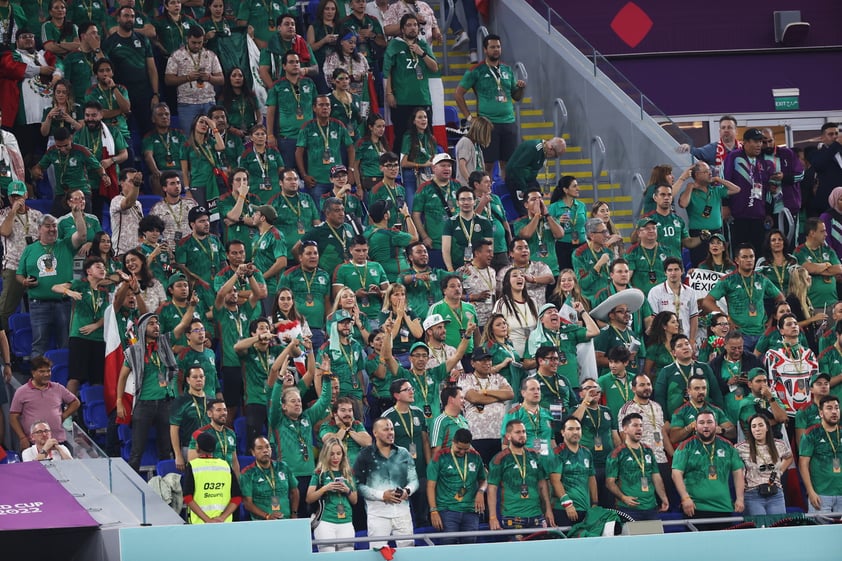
455;116;492;186
786;266;827;349
550;268;590;315
377;283;423;364
327;287;370;344
591;201;624;258
306;436;357;552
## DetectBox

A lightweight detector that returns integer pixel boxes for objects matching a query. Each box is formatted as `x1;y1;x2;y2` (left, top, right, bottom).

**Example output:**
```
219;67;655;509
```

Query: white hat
422;313;451;331
431;153;456;166
589;289;645;322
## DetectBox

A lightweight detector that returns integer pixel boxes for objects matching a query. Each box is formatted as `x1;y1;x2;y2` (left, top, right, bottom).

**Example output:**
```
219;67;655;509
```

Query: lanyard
627;444;647;475
511;450;529;483
395;407;415;440
451;450;469;484
281;192;302;217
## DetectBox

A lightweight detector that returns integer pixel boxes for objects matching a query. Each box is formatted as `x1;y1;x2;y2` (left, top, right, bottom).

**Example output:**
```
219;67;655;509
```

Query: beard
762;147;775;155
510;439;525;449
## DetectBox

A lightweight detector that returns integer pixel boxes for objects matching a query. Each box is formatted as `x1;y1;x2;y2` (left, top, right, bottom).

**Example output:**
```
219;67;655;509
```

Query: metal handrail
477;25;489;54
591;135;606;195
553;97;568;135
631;172;646;221
438;0;456;70
514;62;528;138
312;511;842;547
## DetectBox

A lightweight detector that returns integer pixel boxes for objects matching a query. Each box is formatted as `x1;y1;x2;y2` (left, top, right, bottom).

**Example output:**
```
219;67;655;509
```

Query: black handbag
757;471;778;497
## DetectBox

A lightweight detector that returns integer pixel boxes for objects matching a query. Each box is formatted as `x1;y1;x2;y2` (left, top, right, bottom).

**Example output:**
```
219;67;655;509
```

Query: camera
395;195;405;209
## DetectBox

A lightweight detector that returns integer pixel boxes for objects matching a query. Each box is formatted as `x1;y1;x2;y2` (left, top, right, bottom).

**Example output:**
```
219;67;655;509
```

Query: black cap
743;128;764;141
188;206;210;223
196;432;216;453
471;347;492;361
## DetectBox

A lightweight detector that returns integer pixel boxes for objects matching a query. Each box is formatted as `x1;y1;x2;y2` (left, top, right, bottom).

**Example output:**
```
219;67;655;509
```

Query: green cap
167;272;188;288
747;367;767;381
409;342;430;355
810;372;831;385
7;180;26;197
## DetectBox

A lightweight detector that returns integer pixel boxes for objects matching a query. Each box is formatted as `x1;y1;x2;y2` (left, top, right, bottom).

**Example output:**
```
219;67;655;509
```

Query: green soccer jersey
605;444;659;510
642;211;688;259
215;192;256;260
625;243;671;295
251;227;287;295
328;91;363;139
238;1;291;45
672;436;744;512
153;14;199;56
268;378;333;476
646;343;673;374
177;347;220;397
512;216;561;276
302;221;354;280
572;242;613;303
754;328;808;357
366;354;392;398
550;444;595;511
427;448;487;513
296;118;353;185
142;129;188;173
685;184;729;230
269;191;320;260
528;372;574;425
308;470;356;524
457;62;518;124
383;37;435;106
428;300;477;354
221;92;258;135
102;32;154;91
593;326;646;376
818;346;842;400
214;302;256;368
334;260;388;318
412;180;459;251
755;258;795;296
17;236;78;300
68;0;107;32
240;346;278;406
505;140;545;189
356;138;387;183
63;50;99;104
795;403;820;430
82;87;131;144
176;234;225;309
158;300;209;349
37;145;102;197
707;271;781;336
383;404;428;480
240;460;298;519
670;402;730;433
317;340;367;400
278;265;331;329
189;425;238;467
598;373;634;419
578;405;618;468
395;364;451;420
318;420;367;467
239;147;284;205
800;424;842;496
525;324;589;389
488;448;546;518
169;393;210;446
400;267;446;318
68;280;107;341
56;213;101;245
477;194;508;254
430;413;469;449
266;77;317;138
501;404;554;455
443;214;493;270
654;361;723;418
185;137;224;201
794;243;841;309
363;226;413;283
548;198;587;246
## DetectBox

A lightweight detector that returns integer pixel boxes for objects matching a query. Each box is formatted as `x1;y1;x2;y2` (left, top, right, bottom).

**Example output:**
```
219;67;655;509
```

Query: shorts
68;337;105;384
482;121;519;163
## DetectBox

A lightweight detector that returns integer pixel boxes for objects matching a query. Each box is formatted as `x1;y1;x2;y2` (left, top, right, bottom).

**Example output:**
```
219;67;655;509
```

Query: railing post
514;62;528;139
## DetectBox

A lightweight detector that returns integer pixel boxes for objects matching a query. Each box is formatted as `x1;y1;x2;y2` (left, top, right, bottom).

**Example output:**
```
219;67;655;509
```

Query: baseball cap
471;348;492;361
188;206;209;223
7;180;26;197
431;153;456;166
422;313;450;331
743;128;763;141
811;372;831;385
409;342;430;355
330;164;348;178
747;367;767;381
333;309;353;323
254;205;277;224
168;272;188;288
637;217;657;228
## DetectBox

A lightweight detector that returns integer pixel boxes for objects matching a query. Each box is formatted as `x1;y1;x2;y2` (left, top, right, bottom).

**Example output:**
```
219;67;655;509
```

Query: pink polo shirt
10;381;78;443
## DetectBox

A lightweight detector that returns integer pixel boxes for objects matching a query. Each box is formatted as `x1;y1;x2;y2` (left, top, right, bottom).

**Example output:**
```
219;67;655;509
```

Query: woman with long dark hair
755;228;797;296
186;114;225;207
697;233;735;273
643;311;680;379
352;113;387;191
122;248;166;312
491;268;537;356
218;66;259;141
549;175;588;270
479;313;527;392
40;79;81;140
323;30;369;96
736;414;792;515
41;0;80;58
327;67;363;146
399;107;437;210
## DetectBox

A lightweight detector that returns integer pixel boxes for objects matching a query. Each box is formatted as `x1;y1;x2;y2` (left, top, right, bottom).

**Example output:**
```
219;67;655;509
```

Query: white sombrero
589;288;645;322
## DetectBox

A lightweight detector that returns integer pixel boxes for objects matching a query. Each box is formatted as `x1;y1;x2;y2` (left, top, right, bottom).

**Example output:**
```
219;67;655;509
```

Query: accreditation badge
271;496;281;512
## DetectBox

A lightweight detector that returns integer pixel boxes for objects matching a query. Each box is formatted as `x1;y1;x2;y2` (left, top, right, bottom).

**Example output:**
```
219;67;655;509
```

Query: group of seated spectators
1;0;842;548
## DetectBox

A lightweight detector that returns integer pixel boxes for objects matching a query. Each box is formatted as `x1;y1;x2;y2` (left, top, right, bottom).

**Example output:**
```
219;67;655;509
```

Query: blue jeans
744;487;786;515
311;183;332;217
400;170;418;211
808;494;842;514
177;102;215;132
29;299;71;357
439;510;479;544
742;333;761;353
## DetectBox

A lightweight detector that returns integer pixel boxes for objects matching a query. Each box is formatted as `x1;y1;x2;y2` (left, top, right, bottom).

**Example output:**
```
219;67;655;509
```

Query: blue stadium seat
9;312;32;358
80;385;108;431
1;451;21;464
499;193;519;222
234;416;248;455
238;455;254;469
138;195;163;216
44;349;69;387
118;424;159;468
156;459;181;477
27;198;52;215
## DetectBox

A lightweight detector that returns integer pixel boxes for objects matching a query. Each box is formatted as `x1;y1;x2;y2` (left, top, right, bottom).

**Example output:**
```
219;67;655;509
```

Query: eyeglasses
613;309;631;315
190;327;206;332
399;387;414;392
714;322;729;327
758;463;776;472
382;162;399;168
582;387;601;392
543;356;560;362
592;230;608;235
33;429;51;435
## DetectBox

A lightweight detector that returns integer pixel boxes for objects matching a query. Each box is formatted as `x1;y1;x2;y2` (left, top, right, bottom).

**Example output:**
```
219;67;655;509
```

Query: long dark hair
760;228;796;265
362;112;385;143
91;230;115;261
406;108;435;163
550;175;577;204
219;67;258;116
122;248;153;290
272;287;305;323
647;311;678;347
498;268;537;326
746;414;779;464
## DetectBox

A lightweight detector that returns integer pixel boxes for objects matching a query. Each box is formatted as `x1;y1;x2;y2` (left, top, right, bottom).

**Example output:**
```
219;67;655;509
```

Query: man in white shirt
22;420;72;461
647;256;698;344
